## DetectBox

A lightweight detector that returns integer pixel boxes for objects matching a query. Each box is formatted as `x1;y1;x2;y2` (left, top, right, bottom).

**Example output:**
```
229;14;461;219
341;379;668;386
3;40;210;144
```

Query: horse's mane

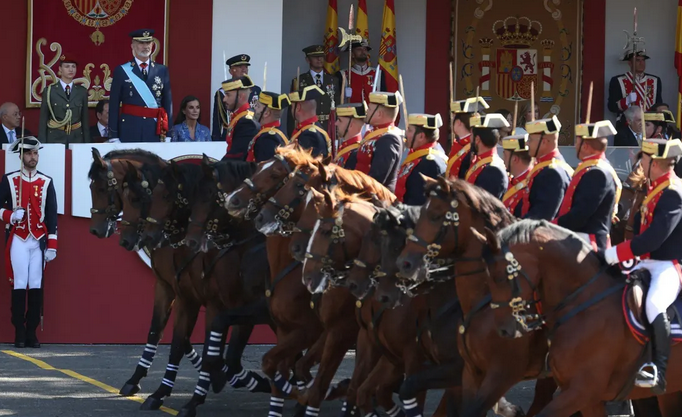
276;144;318;168
333;167;397;204
214;159;258;191
445;179;516;229
497;219;593;253
88;148;166;179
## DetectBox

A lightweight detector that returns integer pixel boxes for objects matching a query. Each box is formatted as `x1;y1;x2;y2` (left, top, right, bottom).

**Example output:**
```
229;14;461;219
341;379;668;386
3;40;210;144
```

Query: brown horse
475;219;682;417
395;177;562;417
612;164;648;245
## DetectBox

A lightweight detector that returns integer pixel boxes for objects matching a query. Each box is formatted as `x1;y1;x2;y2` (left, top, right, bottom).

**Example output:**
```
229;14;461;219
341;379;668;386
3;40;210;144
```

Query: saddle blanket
622;288;682;343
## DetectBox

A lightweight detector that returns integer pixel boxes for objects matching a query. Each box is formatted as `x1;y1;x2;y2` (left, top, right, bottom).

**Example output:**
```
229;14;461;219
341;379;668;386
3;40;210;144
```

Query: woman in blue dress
171;95;211;142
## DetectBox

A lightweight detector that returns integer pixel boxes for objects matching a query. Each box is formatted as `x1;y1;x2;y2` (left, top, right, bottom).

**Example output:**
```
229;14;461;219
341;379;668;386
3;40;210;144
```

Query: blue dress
171;122;211;142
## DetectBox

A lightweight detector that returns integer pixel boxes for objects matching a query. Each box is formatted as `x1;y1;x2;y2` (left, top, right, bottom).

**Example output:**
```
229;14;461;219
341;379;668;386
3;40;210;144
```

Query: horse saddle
623;268;682;344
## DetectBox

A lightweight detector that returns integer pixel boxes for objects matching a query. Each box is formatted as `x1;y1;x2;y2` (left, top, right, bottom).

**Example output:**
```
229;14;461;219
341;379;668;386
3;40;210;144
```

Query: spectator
614;105;642;146
90;100;109;142
515;102;539;135
0;103;31;144
171;95;210;142
496;108;513;137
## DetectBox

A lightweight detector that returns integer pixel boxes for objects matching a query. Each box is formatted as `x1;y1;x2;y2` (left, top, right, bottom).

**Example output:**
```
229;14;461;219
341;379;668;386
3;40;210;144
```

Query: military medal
33;185;39;197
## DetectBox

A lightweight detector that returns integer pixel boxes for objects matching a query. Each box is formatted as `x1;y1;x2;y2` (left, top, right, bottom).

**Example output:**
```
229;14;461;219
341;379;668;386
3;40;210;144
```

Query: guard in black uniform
554;120;621;251
334;102;367;169
288;85;331;158
354;91;404;192
465;113;509;199
521;116;574;220
395;113;447;204
222;75;259;160
606;138;682;395
247;92;290;162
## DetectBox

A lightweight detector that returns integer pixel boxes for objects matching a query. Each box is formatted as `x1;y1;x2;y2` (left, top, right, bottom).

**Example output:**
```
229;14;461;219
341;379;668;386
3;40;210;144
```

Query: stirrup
634;362;658;388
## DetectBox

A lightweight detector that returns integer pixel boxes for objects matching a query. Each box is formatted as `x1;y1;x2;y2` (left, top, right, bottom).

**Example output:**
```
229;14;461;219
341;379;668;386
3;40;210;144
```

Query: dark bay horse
475;219;682;417
394;177;561;417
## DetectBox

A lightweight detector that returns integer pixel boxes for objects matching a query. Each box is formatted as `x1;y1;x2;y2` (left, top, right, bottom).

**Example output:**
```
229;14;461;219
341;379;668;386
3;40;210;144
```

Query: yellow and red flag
356;0;370;42
675;0;682;128
323;0;340;74
379;0;399;93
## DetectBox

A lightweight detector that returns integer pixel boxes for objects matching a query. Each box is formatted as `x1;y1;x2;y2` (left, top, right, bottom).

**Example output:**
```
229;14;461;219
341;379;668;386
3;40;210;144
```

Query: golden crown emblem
493;17;543;48
143;31;150;37
241;55;247;61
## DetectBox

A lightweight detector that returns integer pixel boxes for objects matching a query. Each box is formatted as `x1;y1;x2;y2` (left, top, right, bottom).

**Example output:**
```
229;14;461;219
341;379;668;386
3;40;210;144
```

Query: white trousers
11;235;43;290
632;259;682;322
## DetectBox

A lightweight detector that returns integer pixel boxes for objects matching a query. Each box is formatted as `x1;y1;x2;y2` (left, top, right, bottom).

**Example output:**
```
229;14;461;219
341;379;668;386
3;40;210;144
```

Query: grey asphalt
0;344;536;417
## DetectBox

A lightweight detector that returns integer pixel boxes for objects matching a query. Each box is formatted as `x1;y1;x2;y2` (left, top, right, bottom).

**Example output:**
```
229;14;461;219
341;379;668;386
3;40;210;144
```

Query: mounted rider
222;75;259;160
288;85;332;158
446;97;489;179
247;92;290;163
501;131;532;217
334;102;367;169
553;120;622;251
464;113;509;199
605;138;682;394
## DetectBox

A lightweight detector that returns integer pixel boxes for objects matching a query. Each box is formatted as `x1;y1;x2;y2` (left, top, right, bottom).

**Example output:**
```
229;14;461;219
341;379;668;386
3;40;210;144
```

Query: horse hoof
140;396;164;410
211;372;228;394
292;402;307;417
253;374;272;394
177;408;196;417
119;383;141;396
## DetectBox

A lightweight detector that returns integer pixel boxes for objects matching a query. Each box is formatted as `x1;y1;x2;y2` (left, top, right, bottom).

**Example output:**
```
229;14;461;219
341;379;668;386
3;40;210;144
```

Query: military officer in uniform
464;113;509;199
288;85;332;158
339;39;384;104
501;132;532;216
608;50;663;131
605;138;682;395
108;29;172;142
447;97;489;179
355;91;404;192
395;113;447;205
38;54;90;144
287;45;338;136
521;116;574;220
0;137;57;348
212;54;262;142
553;120;621;251
222;75;259;160
334;102;367;169
246;91;290;163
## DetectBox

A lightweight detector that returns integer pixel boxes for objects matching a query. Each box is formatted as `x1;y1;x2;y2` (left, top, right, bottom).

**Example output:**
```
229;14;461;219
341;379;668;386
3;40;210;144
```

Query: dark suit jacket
0;127;32;144
89;124;110;143
613;127;639;147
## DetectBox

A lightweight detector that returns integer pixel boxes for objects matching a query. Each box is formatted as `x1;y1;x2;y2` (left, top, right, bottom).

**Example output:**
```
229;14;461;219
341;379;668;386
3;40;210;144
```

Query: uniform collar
476;147;495;159
261;120;281;129
310;69;324;79
233;103;251;116
458;133;472;145
134;57;150;67
650;170;676;190
341;134;362;146
512;168;530;185
536;148;561;164
59;79;74;90
371;122;394;130
581;152;604;162
296;116;319;129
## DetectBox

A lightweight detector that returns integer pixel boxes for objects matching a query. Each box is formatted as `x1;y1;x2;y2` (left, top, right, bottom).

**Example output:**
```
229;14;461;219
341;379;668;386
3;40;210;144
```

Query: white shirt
59;79;74;92
2;124;17;143
629;127;643;145
97;122;108;136
135;57;150;71
310;70;324;84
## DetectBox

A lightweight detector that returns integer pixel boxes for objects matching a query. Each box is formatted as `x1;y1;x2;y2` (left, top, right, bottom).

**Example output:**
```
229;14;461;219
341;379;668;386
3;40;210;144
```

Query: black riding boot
11;289;26;348
636;313;670;394
25;289;42;348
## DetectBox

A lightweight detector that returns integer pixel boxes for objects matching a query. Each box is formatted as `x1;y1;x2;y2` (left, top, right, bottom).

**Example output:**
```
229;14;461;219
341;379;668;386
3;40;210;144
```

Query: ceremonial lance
263;62;267;91
623;7;646;108
347;4;355;93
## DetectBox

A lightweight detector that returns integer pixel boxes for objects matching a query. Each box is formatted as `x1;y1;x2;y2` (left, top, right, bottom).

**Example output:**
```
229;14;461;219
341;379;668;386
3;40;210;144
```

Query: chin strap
533;133;545;159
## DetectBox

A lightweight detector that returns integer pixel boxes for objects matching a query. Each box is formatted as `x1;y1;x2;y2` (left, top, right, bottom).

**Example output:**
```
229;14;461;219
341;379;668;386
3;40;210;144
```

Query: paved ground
0;344;536;417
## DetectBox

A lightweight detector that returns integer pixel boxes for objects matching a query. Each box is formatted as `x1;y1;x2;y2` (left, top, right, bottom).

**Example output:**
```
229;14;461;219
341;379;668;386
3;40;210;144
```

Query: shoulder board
36;171;52;180
245;114;253;120
308;126;319;132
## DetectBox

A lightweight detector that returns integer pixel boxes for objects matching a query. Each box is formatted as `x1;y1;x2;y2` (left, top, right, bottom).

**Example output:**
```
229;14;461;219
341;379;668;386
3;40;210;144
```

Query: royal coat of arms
493;17;542;100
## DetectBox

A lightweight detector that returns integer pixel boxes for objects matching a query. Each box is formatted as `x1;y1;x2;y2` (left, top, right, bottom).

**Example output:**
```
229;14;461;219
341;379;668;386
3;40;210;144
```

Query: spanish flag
324;0;340;74
379;0;399;93
356;0;370;42
676;0;682;128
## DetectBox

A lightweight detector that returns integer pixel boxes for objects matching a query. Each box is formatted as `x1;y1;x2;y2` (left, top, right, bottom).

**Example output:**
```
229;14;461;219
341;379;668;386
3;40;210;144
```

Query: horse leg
633;397;661;417
399;361;464;417
142;297;201;410
525;378;558;417
460;364;525;417
120;278;175;396
433;388;460;417
356;355;403;416
262;327;317;396
657;392;682;417
339;328;379;417
222;324;270;394
533;384;605;417
295;329;328;392
303;321;357;417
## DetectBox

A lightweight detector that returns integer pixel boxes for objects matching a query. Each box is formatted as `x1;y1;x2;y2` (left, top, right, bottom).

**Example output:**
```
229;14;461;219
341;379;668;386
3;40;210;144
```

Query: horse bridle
90;160;122;232
266;169;311;236
242;154;292;220
485;244;543;332
304;204;354;287
120;170;156;239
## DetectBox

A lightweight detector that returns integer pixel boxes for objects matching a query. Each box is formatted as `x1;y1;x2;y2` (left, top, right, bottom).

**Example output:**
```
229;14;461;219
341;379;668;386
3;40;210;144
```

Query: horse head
289;187;324;261
119;160;151;251
185;156;222;252
88;148;123;238
346;213;384;301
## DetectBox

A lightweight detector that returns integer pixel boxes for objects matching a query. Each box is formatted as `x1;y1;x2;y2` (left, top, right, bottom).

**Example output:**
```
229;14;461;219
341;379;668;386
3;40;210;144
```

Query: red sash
446;134;471;178
121;104;169;137
502;170;530;212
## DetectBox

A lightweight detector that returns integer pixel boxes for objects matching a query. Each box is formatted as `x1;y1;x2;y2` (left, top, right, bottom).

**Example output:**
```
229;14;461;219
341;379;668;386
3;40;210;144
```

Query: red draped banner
27;0;169;108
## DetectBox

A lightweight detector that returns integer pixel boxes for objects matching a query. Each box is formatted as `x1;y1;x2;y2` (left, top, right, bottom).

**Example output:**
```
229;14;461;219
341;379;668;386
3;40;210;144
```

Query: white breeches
633;259;682;322
11;235;43;290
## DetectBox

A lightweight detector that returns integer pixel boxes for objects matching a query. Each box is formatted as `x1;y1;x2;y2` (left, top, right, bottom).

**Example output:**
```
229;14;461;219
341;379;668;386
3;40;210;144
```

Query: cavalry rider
334;102;367;169
464;113;509;199
446;97;489;179
355;91;404;192
644;111;674;139
501;131;533;216
222;75;259;160
0;137;57;348
108;29;172;142
288;85;332;158
605;138;682;395
553;120;621;251
521;116;574;220
247;92;290;162
395;113;447;205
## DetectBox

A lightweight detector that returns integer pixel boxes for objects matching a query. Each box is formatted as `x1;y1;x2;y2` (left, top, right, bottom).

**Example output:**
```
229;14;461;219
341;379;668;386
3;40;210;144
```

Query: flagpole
18;117;25;209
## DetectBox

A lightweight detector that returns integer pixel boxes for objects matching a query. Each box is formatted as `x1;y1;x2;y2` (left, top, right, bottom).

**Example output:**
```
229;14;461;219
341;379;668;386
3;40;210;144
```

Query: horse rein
90;159;123;233
242;154;292;220
304;204;355;287
266;169;311;236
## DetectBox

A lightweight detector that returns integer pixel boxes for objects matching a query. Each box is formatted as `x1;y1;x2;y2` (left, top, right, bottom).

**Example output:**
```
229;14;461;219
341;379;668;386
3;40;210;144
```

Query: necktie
65;85;71;97
140;63;148;77
315;74;322;87
8;130;14;143
103;126;109;138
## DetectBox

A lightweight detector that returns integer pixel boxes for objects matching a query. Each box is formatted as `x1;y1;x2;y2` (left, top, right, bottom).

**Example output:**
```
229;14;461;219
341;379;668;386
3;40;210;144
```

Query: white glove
106;138;121;143
45;249;57;263
10;208;25;224
604;246;619;265
345;87;353;98
626;92;638;106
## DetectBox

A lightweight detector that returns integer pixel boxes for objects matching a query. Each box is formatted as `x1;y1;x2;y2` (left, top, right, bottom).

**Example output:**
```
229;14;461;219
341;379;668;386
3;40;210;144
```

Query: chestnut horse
475;219;682;417
395;178;562;417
